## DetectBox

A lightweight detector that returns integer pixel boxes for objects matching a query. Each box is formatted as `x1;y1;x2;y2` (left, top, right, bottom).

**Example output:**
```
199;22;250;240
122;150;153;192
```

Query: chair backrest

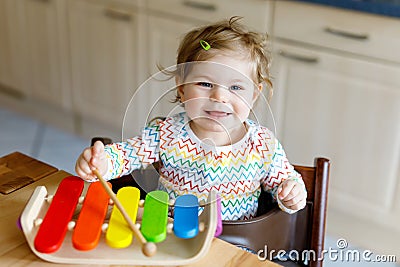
295;157;330;267
219;157;330;267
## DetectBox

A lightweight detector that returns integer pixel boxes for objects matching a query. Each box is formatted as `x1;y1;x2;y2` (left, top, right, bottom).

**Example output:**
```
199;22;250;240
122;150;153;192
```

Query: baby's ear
257;83;263;92
252;83;263;104
175;76;185;100
175;76;184;89
177;86;184;100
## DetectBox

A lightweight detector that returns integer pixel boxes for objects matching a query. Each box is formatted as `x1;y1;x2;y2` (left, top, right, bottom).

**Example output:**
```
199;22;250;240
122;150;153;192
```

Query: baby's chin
190;117;244;133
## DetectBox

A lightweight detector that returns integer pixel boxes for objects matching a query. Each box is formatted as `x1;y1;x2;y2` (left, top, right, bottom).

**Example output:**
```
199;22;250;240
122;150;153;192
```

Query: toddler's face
177;53;262;136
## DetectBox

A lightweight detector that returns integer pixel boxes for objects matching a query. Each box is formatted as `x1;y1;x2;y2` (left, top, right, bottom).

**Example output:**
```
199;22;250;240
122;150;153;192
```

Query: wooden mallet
92;169;157;257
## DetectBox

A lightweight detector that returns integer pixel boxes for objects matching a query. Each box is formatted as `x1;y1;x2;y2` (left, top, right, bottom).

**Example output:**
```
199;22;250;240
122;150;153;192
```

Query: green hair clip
200;40;210;51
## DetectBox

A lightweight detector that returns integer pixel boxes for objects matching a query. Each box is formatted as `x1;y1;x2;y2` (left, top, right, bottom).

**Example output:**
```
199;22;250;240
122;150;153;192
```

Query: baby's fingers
81;147;93;164
282;191;305;208
90;141;105;168
75;154;96;181
76;165;94;181
285;198;306;210
92;141;105;157
278;180;298;201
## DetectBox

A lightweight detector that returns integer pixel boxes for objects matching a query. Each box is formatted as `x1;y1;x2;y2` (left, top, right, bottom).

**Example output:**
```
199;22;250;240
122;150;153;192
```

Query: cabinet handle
324;26;369;41
104;8;132;21
278;50;319;64
182;0;216;11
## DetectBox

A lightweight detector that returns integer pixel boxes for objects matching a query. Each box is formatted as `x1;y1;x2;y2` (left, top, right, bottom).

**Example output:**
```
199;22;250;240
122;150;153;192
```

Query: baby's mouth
205;111;232;118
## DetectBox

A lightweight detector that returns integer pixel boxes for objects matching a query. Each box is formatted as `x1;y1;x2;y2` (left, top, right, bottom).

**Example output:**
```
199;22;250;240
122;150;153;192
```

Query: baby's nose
209;85;229;103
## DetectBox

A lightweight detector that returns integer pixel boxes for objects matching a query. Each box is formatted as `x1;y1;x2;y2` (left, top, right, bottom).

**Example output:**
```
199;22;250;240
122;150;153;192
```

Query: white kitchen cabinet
146;0;272;34
0;0;29;97
68;0;143;132
147;16;196;76
274;0;400;64
119;16;195;137
271;41;400;213
22;0;71;109
146;0;273;72
271;1;400;258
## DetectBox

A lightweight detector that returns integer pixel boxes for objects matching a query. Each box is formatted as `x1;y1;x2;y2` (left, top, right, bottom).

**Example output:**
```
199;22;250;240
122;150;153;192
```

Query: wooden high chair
219;157;330;267
91;138;330;267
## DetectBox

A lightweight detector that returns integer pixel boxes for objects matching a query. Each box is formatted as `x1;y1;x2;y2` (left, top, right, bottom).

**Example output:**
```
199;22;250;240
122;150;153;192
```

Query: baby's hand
277;180;306;211
75;141;108;181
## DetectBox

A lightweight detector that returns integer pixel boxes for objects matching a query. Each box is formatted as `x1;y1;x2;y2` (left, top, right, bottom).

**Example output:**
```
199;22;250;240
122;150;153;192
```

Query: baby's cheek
184;102;200;118
235;106;251;122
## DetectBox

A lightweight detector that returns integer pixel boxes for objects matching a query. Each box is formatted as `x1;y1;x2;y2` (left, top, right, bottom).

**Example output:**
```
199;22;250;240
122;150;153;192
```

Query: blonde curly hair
162;16;273;102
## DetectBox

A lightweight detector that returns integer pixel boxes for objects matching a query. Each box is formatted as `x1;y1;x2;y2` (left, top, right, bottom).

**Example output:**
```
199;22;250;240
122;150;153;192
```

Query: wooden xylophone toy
20;176;218;265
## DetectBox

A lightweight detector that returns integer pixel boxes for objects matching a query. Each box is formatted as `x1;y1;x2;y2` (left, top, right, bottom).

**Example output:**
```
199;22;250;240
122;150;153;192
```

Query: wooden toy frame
20;185;218;265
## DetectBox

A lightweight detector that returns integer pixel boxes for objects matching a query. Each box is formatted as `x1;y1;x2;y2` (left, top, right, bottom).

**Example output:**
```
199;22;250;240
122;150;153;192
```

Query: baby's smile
203;102;234;119
204;110;232;118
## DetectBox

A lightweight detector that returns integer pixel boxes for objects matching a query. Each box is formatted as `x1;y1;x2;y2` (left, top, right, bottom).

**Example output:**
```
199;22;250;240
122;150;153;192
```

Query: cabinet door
121;16;194;135
147;16;196;74
23;0;69;108
271;41;400;255
0;0;28;96
69;0;139;129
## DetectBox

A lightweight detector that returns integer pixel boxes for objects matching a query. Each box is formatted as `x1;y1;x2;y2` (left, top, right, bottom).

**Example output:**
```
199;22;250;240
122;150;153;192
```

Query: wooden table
0;152;279;266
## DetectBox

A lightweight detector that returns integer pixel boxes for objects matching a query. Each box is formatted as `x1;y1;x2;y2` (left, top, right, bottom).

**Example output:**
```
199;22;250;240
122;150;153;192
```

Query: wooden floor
0;107;87;174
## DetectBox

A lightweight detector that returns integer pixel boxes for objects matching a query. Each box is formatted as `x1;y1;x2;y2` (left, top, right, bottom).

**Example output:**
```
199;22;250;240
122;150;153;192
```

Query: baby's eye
197;82;213;88
229;85;242;91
